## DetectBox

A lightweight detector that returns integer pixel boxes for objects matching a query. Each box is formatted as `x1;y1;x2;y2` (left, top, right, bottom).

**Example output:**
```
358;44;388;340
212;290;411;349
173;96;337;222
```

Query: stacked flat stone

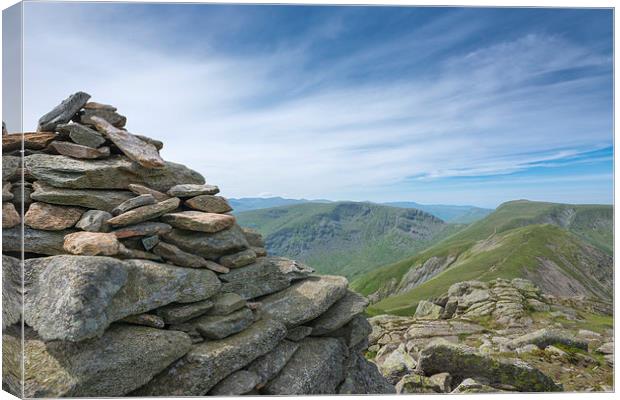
1;92;393;397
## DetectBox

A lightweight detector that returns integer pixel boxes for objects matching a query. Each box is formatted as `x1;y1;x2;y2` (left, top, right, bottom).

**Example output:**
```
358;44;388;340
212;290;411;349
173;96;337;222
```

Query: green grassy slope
236;202;463;281
351;200;613;315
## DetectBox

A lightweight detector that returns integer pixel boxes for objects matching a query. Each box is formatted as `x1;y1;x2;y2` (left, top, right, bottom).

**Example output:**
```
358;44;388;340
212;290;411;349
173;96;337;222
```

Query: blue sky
10;3;614;208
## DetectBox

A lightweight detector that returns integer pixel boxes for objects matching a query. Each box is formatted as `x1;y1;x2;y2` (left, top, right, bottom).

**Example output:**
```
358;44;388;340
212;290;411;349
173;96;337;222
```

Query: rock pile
367;278;614;393
2;92;393;397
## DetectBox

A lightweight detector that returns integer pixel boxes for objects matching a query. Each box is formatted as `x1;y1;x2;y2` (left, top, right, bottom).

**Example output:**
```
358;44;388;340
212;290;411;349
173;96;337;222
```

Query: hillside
351;200;613;315
383;202;493;223
236;202;462;280
229;197;330;213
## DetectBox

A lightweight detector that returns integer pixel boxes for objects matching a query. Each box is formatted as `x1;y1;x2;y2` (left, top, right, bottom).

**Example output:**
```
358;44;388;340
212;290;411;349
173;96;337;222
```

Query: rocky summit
1;92;393;397
368;278;613;393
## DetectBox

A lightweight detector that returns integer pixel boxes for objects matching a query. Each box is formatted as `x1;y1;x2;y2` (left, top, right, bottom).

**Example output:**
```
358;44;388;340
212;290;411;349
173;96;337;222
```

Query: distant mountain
230;197;492;223
236;202;464;281
351;200;613;316
228;197;330;213
383;202;493;223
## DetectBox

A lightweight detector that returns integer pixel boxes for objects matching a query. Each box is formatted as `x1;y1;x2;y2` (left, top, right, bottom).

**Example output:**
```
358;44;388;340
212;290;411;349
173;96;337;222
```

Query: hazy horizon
5;4;613;208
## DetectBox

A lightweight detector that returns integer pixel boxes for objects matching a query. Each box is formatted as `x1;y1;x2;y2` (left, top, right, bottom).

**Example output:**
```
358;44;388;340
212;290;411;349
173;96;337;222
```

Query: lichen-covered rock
414;300;444;319
507;328;589;351
416;339;561;392
395;373;441;393
219;248;257;268
127;184;170;201
24;154;204;192
111;194;156;216
376;343;416;384
206;292;246;316
246;340;300;386
167;183;219;197
219;256;313;299
321;314;372;348
151;241;214;269
208;370;260;395
190;307;254;339
4;227;71;255
107;197;180;227
261;275;348;328
135;318;287;396
56;122;106;148
3;324;191;397
50;141;110;159
2;255;22;329
451;378;498;393
156;299;214;325
262;337;348;395
185;195;232;213
75;210;113;232
338;352;396;394
112;221;172;239
161;211;235;233
24;256;221;341
2;155;20;181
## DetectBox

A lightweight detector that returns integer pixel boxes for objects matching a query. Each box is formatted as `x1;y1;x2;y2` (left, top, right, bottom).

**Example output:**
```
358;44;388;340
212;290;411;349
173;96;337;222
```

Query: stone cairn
2;92;393;397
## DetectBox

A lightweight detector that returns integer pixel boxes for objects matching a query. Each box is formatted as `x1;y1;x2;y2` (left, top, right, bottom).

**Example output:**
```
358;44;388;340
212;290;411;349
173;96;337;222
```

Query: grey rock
261;275;348;328
507;328;588;351
56;122;106;148
24;256;221;341
242;227;265;247
111;194;156;216
31;182;134;213
49;141;110;159
38;91;90;131
322;314;372;348
338;352;395;394
3;182;13;201
219;256;314;299
2;255;22;329
185;195;232;213
156;299;214;324
77;108;127;128
4;324;190;397
161;210;235;233
3;227;71;255
11;182;33;210
219;248;257;268
162;224;249;260
309;290;369;335
286;326;313;341
121;313;165;328
395;373;441;394
127;183;169;201
141;235;159;251
206;292;246;316
3;155;20;181
24;154;204;192
263;337;348;395
84;101;117;111
152;241;213;269
414;300;444;319
106;197;180;227
167;183;219;197
192;308;255;339
451;378;498;393
376;344;416;384
135;318;287;396
246;340;299;386
2;202;20;228
75;210;113;232
112;222;172;239
416;339;560;392
209;370;260;395
596;342;614;354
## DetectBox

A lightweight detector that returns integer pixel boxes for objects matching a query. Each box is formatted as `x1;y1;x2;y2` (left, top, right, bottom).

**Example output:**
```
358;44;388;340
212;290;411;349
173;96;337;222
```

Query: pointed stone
56;123;106;148
37;91;91;131
25;154;204;191
128;184;169;201
30;181;134;213
49;141;110;159
161;211;235;233
63;231;121;256
111;194;156;216
167;184;219;197
90;116;163;168
2;202;20;228
77;108;127;128
75;210;113;232
24;202;84;231
106;197;180;227
185;195;232;213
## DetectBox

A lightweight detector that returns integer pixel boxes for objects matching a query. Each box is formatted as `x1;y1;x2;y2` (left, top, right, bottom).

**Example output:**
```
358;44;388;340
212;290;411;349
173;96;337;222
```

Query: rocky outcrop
2;92;391;397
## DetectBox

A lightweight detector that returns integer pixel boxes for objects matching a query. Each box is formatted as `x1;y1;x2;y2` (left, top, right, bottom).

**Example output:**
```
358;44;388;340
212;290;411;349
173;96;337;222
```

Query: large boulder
24;256;221;341
338;352;395;394
261;275;348;328
416;339;561;392
24;154;204;192
134;318;287;396
507;328;589;351
219;256;314;299
262;337;348;395
3;324;191;397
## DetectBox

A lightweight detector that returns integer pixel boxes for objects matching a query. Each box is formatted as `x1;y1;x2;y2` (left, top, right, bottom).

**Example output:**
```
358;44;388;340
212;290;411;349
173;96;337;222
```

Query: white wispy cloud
19;4;612;206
